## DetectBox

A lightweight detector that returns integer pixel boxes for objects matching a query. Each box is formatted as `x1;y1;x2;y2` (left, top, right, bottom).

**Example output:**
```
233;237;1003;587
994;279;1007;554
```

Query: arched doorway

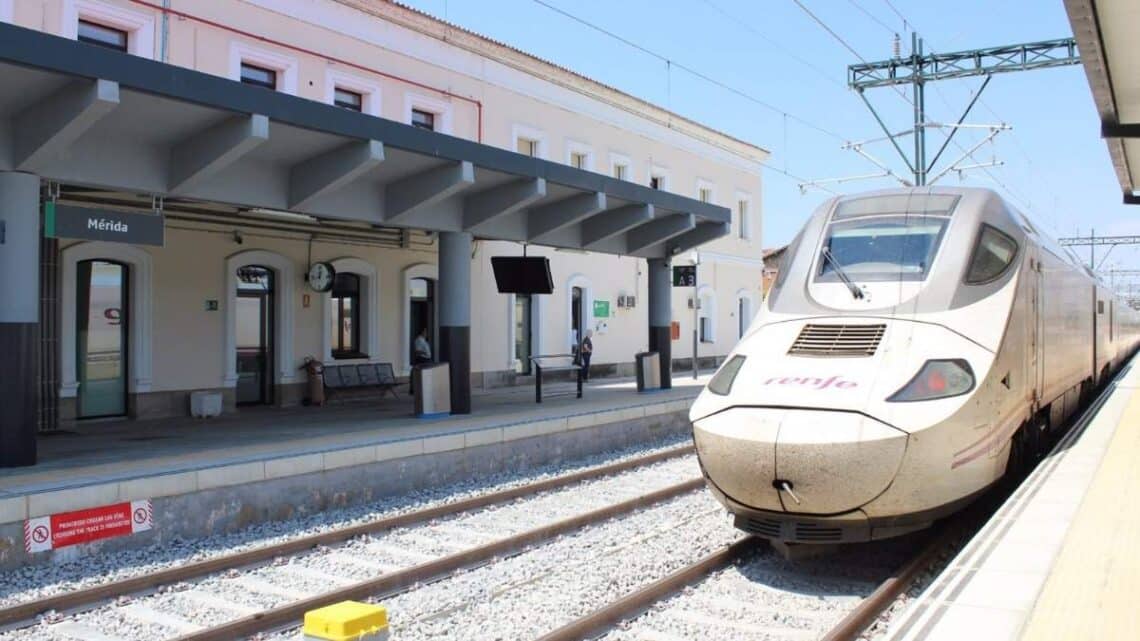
565;274;592;356
234;265;275;405
321;257;380;362
75;259;129;418
62;241;153;414
514;293;533;374
223;249;294;397
409;276;437;364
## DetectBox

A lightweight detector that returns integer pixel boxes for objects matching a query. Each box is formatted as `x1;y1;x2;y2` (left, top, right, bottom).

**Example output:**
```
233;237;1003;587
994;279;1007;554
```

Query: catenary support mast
847;35;1080;186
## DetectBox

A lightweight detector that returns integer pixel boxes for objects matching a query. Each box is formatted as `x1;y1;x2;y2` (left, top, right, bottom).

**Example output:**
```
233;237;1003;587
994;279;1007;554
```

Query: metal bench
529;354;583;403
323;362;400;400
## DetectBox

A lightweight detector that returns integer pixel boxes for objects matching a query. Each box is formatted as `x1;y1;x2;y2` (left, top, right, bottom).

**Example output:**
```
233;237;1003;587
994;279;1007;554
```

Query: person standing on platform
579;329;594;382
410;328;432;394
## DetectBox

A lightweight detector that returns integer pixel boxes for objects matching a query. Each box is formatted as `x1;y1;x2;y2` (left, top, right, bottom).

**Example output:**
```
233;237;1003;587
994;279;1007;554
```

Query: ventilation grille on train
788;323;886;357
793;523;844;542
737;517;846;543
739;517;783;539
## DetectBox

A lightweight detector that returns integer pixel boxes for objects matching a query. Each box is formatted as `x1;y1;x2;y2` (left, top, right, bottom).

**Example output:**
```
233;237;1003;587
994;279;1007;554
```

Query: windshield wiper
821;247;864;300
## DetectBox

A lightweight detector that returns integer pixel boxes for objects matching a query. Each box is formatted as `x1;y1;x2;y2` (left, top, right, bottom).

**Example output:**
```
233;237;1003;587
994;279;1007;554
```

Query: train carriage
690;187;1140;544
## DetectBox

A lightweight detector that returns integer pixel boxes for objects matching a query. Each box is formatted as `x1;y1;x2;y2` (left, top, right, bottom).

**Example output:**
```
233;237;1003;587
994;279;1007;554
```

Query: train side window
770;227;805;294
965;224;1018;285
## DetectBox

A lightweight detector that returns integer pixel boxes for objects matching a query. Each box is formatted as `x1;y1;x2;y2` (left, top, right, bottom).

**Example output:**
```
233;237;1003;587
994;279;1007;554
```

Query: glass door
77;260;128;418
515;294;532;374
236;266;274;405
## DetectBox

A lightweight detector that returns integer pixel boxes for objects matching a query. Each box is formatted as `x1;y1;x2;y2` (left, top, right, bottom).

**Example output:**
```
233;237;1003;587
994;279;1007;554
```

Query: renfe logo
763;375;858;390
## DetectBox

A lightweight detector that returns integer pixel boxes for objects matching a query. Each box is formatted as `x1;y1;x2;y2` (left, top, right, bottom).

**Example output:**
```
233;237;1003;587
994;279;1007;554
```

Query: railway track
577;530;947;641
0;444;698;640
9;411;1071;641
533;380;1121;641
257;503;942;641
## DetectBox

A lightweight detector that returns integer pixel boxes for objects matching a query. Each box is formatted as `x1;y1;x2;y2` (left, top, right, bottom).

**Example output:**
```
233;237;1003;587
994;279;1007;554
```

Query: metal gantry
848;38;1081;89
1058;232;1140;270
837;35;1079;188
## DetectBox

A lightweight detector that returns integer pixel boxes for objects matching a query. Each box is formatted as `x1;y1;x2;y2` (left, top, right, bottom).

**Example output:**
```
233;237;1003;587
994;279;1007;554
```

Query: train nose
694;409;908;514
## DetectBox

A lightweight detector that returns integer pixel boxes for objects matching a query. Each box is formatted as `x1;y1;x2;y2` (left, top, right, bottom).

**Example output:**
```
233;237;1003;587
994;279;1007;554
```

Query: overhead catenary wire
696;0;847;89
793;0;1048;217
527;0;845;194
847;0;897;37
529;0;846;143
854;1;1063;230
790;0;914;106
880;0;910;32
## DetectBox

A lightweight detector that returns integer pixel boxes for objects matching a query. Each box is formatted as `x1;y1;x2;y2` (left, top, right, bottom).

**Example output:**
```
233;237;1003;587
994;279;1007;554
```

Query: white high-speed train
691;187;1140;544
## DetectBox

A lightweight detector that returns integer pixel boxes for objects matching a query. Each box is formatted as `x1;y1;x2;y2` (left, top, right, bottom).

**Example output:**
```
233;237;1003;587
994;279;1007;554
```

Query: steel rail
171;478;705;641
818;528;951;641
534;536;759;641
0;444;693;628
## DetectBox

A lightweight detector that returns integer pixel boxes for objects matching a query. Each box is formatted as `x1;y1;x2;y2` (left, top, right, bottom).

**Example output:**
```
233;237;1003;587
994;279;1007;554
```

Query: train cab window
815;193;957;283
964;224;1018;285
817;216;948;282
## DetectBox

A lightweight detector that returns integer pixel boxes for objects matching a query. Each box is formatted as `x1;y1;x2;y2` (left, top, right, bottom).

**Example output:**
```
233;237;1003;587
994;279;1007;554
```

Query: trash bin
189;390;223;418
414;362;451;417
635;351;661;392
301;357;326;406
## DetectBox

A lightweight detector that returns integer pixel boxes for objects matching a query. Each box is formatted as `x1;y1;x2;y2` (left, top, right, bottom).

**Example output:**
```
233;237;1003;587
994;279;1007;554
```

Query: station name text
88;217;128;233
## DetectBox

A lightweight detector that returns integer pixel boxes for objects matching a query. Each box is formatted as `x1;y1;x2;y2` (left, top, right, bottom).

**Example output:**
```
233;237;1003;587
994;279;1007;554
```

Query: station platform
0;374;709;570
882;356;1140;641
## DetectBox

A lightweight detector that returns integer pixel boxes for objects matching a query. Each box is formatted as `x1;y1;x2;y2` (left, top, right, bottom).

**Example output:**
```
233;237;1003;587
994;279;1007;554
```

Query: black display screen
491;256;554;294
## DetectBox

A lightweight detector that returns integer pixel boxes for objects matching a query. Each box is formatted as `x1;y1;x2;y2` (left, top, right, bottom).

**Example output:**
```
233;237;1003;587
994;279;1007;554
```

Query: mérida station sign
43;202;165;247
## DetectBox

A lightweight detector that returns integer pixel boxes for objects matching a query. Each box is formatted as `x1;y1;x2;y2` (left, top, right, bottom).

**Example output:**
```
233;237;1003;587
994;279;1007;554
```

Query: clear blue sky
402;0;1140;280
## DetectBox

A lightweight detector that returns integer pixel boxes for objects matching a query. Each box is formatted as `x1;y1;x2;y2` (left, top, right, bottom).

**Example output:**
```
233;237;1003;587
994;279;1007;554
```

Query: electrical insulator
893;33;901;59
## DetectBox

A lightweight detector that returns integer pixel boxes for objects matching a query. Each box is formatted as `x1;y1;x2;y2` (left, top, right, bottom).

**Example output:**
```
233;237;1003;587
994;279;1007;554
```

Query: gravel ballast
273;491;740;641
598;533;923;641
2;443;700;641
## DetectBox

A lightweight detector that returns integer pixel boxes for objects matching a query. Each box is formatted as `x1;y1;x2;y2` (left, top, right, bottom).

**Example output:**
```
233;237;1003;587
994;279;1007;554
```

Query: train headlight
887;359;975;402
708;355;746;395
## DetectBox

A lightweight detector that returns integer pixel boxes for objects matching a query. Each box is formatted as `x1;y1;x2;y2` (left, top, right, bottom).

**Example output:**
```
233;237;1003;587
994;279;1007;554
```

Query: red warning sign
25;499;152;553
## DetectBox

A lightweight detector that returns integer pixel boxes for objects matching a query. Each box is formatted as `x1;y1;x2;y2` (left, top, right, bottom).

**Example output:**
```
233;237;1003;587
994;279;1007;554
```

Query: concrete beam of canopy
384;161;475;223
665;221;732;255
626;213;696;254
581;204;654;249
288;139;384;209
527;192;607;242
462;177;546;231
14;78;119;171
169;114;269;193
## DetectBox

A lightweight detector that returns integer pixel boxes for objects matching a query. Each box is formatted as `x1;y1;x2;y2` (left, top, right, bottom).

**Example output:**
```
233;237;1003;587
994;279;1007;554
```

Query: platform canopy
1066;0;1140;204
0;23;730;258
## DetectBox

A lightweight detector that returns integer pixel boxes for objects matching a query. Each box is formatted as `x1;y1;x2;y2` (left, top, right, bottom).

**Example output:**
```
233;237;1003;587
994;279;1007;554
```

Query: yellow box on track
303;601;389;641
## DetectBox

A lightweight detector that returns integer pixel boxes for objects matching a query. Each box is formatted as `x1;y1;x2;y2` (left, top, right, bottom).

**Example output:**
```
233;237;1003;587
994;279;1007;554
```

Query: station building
0;0;768;468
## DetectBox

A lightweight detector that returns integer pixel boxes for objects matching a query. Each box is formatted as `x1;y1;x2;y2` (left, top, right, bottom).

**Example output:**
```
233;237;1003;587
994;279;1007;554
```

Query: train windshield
815;194;958;283
817;216;949;282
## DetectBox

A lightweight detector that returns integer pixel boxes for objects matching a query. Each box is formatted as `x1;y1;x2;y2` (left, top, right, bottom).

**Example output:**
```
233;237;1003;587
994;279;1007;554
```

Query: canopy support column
647;257;672;390
0;172;41;467
438;231;472;414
